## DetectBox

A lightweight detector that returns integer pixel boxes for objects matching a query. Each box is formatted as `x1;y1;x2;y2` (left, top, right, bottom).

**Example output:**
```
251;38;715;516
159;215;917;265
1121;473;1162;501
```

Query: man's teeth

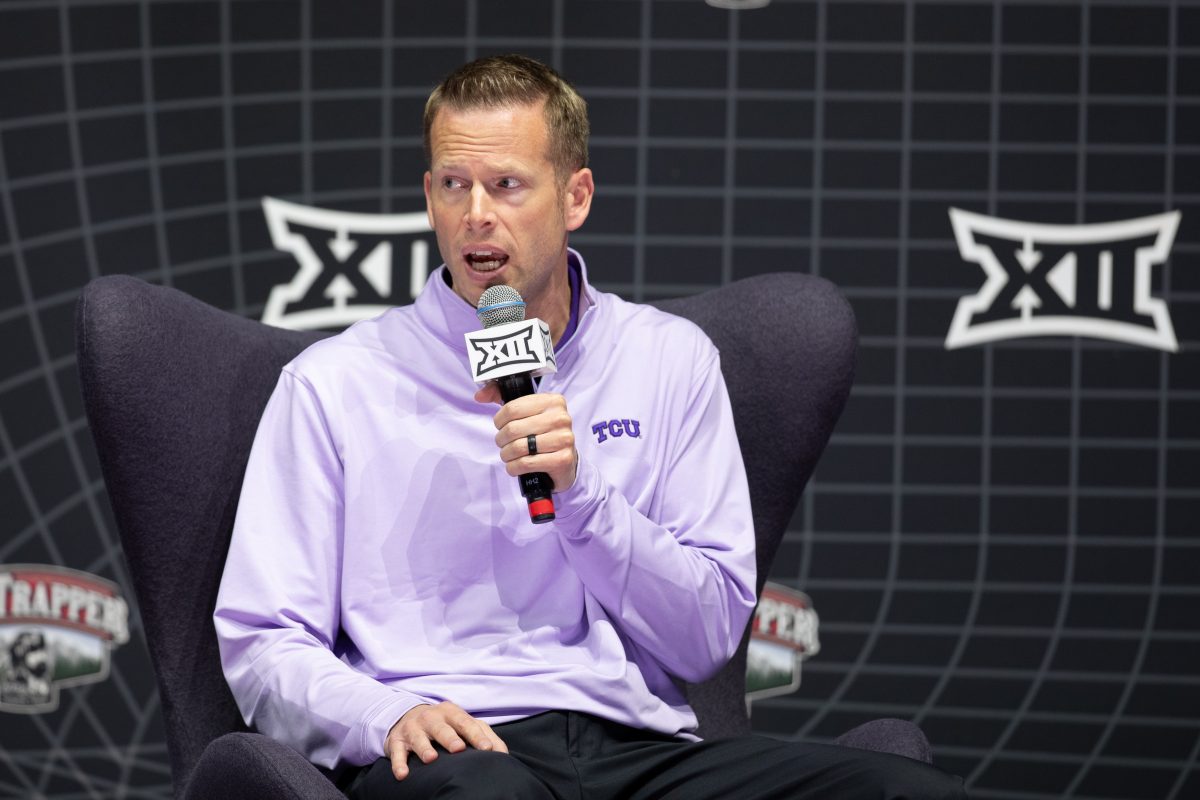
467;251;506;270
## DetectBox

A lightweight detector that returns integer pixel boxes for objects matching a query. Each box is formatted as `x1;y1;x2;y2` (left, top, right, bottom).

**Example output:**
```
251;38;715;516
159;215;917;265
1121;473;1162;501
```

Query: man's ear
423;171;435;230
564;168;594;232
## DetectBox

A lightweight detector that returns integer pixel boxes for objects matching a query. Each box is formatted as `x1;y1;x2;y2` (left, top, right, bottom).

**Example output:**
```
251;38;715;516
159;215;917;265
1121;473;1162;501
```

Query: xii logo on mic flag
945;208;1181;352
465;319;557;383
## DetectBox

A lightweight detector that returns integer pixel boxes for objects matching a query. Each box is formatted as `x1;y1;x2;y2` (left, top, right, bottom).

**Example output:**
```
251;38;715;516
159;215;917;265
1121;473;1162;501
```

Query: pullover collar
412;248;597;370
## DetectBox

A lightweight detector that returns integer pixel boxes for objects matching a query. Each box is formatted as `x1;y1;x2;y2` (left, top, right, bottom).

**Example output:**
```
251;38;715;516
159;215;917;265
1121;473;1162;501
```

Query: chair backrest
654;274;856;737
77;276;327;794
76;272;854;791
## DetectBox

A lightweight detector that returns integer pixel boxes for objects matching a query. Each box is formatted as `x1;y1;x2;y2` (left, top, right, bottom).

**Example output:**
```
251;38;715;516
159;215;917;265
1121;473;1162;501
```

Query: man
215;55;964;799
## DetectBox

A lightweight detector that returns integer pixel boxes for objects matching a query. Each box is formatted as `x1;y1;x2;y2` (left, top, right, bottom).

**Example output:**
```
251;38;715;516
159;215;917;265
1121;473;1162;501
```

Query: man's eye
442;178;464;190
498;178;521;189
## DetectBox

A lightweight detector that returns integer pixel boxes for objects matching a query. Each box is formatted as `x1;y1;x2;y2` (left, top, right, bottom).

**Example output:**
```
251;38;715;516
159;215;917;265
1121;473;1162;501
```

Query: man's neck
526;265;573;346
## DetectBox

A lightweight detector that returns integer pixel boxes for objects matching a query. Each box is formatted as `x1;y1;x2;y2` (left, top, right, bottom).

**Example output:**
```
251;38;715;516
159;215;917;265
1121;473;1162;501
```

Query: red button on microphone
528;498;555;523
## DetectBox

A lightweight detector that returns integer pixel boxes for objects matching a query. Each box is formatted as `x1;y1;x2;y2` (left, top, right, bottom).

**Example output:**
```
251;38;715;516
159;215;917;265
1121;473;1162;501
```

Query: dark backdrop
1;1;1197;798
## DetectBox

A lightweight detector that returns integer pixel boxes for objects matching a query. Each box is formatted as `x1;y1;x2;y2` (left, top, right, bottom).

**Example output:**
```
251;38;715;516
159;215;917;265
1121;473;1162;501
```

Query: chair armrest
833;718;933;764
183;733;346;800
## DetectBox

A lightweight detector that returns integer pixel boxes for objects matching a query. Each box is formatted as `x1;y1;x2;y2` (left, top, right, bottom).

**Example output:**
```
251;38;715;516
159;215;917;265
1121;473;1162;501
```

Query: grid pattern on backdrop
0;0;1198;798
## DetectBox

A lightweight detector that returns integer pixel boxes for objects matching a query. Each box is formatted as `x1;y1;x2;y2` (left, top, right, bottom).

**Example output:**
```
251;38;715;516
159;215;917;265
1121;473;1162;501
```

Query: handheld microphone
469;285;557;523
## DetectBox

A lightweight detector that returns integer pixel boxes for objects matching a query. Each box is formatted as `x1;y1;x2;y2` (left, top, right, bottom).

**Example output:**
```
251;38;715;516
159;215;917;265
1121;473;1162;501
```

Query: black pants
343;711;966;799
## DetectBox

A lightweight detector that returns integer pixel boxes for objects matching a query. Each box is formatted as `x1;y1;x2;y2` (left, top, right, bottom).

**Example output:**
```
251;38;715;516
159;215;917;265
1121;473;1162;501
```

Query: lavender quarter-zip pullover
214;250;757;769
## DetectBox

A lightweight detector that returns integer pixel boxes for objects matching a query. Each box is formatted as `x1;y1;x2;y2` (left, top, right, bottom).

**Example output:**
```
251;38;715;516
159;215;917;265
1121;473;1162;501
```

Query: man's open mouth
464;249;509;272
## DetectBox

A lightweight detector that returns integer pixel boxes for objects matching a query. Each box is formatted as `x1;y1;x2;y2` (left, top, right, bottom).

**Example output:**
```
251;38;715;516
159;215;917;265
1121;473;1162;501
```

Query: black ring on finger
527;434;538;456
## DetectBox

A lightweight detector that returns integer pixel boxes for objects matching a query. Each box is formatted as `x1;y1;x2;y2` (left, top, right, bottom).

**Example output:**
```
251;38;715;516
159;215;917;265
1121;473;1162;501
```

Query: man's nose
465;185;495;229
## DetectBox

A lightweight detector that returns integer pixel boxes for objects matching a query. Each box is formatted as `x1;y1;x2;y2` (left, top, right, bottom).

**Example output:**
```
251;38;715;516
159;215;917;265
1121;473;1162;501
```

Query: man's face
424;100;592;315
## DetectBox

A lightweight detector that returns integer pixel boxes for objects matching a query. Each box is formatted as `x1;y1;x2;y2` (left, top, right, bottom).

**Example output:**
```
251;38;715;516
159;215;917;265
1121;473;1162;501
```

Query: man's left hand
476;384;578;493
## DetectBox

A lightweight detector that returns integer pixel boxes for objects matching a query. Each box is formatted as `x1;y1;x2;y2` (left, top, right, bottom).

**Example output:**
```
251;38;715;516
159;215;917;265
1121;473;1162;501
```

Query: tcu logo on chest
591;419;642;443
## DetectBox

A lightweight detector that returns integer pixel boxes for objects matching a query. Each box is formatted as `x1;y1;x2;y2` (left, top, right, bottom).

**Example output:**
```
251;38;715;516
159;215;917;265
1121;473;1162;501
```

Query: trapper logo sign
0;565;130;714
746;583;820;702
262;197;434;330
946;208;1181;352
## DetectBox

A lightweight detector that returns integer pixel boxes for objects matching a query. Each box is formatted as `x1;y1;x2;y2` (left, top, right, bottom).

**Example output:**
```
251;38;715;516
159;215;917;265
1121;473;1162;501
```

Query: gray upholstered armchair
76;273;929;798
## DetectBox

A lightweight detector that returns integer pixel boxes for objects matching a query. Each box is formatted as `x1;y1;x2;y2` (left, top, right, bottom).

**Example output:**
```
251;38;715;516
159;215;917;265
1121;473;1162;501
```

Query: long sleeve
551;350;758;684
213;369;431;768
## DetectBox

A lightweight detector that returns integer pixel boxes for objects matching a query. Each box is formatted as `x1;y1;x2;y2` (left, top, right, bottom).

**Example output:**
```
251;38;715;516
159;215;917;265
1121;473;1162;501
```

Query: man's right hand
384;701;509;780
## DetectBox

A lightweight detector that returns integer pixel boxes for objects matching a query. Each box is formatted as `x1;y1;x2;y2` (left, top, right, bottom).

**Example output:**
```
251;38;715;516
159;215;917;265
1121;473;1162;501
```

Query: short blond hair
424;54;589;180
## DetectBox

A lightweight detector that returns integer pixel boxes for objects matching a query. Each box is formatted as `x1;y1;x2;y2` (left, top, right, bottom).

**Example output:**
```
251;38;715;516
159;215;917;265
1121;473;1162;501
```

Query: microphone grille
476;285;526;327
